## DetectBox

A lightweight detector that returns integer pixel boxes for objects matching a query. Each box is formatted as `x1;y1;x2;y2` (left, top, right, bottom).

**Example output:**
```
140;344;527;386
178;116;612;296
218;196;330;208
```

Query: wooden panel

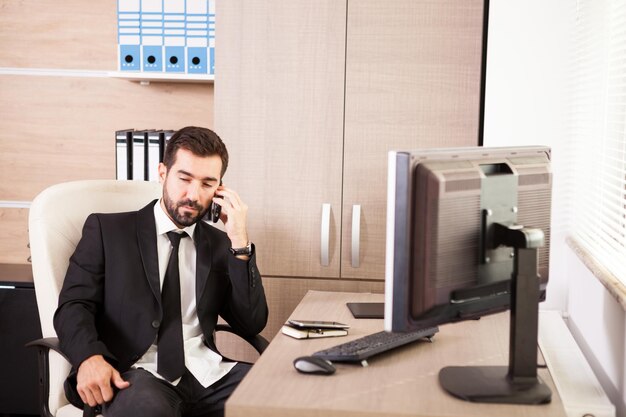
260;276;384;342
215;0;347;278
0;0;116;70
341;0;486;280
0;75;213;201
0;209;30;264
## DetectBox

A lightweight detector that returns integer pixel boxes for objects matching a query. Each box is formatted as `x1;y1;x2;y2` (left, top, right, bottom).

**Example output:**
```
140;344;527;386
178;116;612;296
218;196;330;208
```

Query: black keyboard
312;326;439;363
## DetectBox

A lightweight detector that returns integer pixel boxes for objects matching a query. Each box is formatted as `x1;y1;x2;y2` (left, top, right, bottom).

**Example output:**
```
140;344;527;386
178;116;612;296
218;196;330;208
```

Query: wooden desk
226;290;567;417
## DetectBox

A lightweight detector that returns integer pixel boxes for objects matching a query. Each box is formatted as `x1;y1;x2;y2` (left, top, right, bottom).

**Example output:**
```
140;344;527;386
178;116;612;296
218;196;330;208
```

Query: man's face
159;148;222;228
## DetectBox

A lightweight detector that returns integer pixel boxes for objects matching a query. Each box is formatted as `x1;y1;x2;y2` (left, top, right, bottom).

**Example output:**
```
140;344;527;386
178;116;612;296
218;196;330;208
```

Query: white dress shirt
132;201;236;387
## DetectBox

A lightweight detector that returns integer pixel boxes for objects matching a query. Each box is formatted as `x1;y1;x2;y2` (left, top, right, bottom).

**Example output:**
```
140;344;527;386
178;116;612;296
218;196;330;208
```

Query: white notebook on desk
281;325;348;340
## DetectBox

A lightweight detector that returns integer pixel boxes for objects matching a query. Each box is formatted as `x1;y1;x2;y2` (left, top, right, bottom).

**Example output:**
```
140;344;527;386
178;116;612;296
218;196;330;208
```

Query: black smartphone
209;181;223;223
287;319;350;330
209;199;221;223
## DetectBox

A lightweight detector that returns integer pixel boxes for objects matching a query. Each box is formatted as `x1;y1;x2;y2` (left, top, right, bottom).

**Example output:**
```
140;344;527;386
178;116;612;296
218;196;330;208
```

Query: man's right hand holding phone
210;185;251;260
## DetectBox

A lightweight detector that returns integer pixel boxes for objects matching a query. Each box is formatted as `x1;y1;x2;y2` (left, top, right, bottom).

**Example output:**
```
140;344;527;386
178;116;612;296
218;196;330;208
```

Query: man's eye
180;177;191;182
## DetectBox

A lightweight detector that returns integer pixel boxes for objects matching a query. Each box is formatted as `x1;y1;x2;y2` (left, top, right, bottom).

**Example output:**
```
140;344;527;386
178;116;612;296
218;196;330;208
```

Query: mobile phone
209;181;223;223
287;319;350;330
209;199;221;223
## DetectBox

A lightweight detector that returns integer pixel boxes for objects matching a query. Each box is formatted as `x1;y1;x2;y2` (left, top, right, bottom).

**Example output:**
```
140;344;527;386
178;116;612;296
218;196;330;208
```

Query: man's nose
185;182;201;200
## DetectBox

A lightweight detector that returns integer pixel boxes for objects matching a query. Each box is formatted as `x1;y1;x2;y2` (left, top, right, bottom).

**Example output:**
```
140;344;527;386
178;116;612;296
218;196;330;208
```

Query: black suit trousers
102;363;251;417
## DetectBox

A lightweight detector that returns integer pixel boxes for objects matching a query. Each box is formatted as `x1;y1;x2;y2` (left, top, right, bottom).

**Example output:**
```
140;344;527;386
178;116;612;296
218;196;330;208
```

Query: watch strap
229;242;253;256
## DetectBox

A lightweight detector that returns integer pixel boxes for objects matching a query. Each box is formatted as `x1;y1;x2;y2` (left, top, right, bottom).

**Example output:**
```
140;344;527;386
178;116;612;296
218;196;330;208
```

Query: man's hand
76;355;130;407
213;186;249;250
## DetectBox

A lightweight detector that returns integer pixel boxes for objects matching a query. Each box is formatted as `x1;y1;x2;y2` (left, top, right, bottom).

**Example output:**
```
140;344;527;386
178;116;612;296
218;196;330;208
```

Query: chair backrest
28;180;162;415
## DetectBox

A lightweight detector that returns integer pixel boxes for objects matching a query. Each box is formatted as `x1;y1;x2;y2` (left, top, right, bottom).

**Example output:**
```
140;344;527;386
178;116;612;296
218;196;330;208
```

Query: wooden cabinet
215;1;346;279
341;0;486;279
216;0;486;282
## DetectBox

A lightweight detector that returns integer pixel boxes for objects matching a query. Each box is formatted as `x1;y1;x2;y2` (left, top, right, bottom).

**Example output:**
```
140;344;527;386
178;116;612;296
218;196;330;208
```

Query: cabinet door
215;0;347;278
341;0;486;280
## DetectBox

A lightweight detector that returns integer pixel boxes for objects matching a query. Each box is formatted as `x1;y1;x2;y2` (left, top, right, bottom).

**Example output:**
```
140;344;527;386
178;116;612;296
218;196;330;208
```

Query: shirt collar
154;199;197;241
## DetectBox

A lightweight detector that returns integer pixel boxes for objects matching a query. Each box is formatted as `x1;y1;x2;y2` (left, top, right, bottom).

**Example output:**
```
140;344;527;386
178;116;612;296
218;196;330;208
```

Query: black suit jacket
53;200;268;374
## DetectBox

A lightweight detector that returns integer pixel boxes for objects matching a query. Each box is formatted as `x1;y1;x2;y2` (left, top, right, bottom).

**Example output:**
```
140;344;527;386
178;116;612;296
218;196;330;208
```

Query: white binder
118;0;141;71
186;0;209;74
164;0;186;72
140;0;164;71
208;0;215;75
115;129;134;180
132;130;150;181
148;131;162;181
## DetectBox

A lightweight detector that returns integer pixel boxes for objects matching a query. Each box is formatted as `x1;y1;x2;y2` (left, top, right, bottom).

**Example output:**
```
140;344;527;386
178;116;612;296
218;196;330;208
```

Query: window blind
568;0;626;283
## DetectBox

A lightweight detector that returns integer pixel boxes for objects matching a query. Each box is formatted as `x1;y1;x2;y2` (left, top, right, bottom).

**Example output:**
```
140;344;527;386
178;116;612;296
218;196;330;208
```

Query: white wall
484;0;624;415
566;251;626;416
483;0;572;311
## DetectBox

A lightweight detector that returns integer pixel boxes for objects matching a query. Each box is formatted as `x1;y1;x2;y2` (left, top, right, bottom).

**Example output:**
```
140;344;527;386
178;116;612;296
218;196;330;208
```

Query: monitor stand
439;225;552;405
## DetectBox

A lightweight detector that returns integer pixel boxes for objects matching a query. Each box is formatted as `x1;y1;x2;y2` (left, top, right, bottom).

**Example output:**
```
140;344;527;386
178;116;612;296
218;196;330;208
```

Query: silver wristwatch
229;241;253;256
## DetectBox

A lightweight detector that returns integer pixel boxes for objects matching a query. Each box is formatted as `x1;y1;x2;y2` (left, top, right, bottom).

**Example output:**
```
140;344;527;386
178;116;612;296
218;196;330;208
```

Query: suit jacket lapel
194;223;212;300
137;200;161;301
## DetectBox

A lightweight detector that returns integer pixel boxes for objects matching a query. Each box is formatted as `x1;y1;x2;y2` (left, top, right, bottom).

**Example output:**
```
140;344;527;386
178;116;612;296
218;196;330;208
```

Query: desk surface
226;290;566;417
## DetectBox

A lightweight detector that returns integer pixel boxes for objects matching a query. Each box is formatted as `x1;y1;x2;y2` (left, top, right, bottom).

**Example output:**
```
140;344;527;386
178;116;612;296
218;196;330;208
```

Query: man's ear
158;162;167;184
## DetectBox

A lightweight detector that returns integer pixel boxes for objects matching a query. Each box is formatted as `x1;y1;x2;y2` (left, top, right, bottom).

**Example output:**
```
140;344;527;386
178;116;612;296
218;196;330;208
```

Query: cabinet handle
321;203;331;266
351;205;361;268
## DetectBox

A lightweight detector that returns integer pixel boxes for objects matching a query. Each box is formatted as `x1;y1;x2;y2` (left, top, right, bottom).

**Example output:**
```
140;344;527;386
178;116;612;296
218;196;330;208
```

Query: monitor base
439;365;551;404
439;237;552;406
347;302;384;319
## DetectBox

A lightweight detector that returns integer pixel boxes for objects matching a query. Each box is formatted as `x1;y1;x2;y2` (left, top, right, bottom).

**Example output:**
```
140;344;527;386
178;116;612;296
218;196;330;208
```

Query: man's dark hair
163;126;229;177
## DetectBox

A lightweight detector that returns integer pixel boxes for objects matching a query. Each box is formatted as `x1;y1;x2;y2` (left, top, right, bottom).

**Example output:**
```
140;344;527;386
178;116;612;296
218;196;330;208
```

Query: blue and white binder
186;0;209;74
118;0;215;76
208;0;215;74
140;0;164;72
164;0;186;72
118;0;141;71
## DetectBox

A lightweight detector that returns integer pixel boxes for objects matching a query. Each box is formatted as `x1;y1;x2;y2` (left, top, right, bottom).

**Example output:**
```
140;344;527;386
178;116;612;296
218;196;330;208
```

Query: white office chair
27;180;267;417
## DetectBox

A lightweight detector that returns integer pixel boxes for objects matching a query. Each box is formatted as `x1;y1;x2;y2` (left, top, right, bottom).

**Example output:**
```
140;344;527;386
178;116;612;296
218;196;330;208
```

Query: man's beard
163;189;209;227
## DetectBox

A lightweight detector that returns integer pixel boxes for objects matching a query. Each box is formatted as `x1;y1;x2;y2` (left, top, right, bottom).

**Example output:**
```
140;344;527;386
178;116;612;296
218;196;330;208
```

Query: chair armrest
26;338;105;417
215;324;269;354
25;337;68;417
26;337;69;360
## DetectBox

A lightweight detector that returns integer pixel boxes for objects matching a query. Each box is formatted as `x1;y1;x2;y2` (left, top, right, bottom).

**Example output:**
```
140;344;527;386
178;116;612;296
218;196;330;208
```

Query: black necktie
157;231;187;382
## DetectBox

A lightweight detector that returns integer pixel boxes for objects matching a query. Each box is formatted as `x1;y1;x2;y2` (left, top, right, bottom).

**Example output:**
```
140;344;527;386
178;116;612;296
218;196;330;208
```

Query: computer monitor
384;145;553;405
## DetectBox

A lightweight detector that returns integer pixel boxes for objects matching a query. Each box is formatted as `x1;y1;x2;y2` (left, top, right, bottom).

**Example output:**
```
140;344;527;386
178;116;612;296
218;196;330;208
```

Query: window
568;0;626;285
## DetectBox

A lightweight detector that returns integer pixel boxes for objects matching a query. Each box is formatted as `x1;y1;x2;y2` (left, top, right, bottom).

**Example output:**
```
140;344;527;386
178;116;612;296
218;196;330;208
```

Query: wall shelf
0;201;31;209
0;67;214;84
0;67;109;78
108;71;214;84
